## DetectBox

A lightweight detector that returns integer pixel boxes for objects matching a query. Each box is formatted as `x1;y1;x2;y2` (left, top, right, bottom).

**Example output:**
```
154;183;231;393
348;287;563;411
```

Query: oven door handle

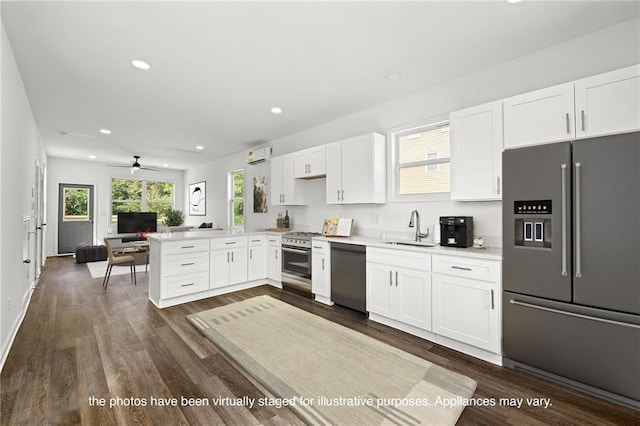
281;247;309;255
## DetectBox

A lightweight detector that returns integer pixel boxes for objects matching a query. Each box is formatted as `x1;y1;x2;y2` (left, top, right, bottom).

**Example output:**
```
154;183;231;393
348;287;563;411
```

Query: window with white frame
111;178;174;224
229;169;244;227
390;120;451;198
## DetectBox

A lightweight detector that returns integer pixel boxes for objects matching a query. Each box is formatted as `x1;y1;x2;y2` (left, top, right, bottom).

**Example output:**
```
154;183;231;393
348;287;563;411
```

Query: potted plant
164;209;185;227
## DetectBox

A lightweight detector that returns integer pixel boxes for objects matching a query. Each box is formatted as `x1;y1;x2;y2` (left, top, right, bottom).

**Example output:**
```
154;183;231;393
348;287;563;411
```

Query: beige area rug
86;261;133;279
187;295;477;425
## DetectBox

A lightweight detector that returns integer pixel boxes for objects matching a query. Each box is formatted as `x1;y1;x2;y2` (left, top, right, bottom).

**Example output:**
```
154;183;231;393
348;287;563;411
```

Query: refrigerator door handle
509;299;640;330
565;113;570;134
575;162;582;278
561;163;568;277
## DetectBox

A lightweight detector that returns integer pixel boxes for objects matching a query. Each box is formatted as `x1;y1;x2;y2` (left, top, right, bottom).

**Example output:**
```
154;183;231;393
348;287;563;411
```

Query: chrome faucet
409;210;429;242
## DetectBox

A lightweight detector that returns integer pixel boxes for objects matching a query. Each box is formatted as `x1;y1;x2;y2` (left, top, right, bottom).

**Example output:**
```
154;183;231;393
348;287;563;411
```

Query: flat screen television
117;212;157;234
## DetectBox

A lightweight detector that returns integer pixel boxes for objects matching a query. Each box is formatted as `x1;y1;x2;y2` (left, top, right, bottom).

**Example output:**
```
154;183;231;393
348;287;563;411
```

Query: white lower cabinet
149;238;211;308
210;236;248;290
247;236;266;281
366;248;432;331
432;254;501;355
266;235;281;282
432;274;500;353
311;240;332;305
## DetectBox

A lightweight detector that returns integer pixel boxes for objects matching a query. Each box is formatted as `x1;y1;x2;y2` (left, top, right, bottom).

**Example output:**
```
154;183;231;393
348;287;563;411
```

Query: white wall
186;18;640;246
45;157;185;255
1;20;47;369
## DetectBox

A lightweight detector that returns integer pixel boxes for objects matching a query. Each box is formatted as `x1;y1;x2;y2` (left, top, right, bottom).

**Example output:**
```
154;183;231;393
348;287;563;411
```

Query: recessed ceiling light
196;145;204;150
386;72;402;81
99;128;111;135
132;59;150;70
507;0;522;3
162;163;168;167
88;155;96;159
271;107;283;114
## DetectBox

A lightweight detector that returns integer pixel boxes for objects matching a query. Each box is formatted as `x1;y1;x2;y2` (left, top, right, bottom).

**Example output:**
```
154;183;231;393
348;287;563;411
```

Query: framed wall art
189;181;206;216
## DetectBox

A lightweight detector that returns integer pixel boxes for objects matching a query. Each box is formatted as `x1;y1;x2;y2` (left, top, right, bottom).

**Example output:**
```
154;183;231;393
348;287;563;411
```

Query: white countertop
145;229;501;260
145;229;283;241
314;235;502;261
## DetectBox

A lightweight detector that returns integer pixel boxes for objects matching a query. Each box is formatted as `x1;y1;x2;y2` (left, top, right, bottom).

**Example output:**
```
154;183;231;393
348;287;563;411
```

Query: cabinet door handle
341;189;344;201
451;265;472;272
275;250;278;260
181;245;195;249
312;245;322;250
337;190;340;201
561;164;568;277
180;262;194;266
565;112;570;134
180;283;195;287
490;289;495;310
575;162;582;278
307;163;311;174
225;241;236;245
249;249;252;260
227;252;230;263
581;109;585;132
231;252;234;262
496;176;501;195
395;271;399;287
322;258;325;271
389;270;393;286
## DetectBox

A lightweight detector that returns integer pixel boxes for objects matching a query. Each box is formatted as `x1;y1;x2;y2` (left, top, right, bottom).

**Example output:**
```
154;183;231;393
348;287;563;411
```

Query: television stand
122;235;144;243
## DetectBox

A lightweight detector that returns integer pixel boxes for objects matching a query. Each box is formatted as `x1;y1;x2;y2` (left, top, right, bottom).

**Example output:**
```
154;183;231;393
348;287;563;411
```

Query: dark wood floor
1;256;639;425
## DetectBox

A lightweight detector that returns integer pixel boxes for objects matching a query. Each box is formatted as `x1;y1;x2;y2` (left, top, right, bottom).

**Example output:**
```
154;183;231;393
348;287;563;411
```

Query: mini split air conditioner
247;147;272;165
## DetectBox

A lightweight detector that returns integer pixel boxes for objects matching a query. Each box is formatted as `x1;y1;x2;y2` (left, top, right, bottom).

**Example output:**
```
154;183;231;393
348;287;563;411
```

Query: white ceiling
2;1;638;170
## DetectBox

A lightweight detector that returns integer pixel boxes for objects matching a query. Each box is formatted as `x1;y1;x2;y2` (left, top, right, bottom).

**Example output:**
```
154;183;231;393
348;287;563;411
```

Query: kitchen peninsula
147;230;283;308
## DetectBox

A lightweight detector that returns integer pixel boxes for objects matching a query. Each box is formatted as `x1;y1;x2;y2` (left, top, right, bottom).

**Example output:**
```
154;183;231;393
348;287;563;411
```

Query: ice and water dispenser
513;200;552;249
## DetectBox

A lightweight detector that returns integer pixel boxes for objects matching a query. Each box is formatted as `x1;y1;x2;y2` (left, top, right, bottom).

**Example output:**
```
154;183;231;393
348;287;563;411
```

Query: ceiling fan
108;155;159;174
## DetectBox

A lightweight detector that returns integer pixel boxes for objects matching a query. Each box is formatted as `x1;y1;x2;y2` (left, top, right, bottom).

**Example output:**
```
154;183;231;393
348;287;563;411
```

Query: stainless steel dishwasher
330;242;366;313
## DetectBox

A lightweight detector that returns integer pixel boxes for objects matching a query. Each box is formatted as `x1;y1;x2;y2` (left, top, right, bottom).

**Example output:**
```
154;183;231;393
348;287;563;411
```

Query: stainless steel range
281;231;322;291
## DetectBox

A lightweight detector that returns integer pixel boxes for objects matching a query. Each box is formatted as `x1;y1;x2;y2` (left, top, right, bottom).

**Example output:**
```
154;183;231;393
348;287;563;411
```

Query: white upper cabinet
325;132;386;204
294;145;326;178
450;100;503;201
574;64;640;139
504;65;640;149
503;82;575;148
271;154;306;206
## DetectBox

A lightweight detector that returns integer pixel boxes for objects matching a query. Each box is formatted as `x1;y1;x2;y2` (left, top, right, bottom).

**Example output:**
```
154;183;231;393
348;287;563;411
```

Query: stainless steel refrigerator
502;131;640;409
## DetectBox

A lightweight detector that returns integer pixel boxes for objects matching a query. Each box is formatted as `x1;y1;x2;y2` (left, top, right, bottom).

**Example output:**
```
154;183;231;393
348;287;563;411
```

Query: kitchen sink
384;240;436;248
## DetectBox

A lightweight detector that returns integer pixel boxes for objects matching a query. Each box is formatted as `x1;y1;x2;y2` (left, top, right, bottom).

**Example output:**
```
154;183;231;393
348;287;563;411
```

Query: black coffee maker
439;216;473;247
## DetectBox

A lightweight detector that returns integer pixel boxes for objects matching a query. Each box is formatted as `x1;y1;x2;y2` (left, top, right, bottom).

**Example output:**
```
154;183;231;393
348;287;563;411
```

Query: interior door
58;183;94;254
572;132;640;314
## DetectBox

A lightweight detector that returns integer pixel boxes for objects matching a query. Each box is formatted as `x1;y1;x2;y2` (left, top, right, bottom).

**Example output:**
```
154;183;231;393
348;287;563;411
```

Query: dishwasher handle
330;242;366;254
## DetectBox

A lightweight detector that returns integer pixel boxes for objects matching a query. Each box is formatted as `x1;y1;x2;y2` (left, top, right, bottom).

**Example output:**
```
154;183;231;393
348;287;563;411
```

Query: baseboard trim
0;284;35;373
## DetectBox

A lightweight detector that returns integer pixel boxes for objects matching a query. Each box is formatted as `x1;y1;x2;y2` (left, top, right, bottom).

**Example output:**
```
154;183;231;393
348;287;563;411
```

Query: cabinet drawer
162;239;209;255
367;247;431;271
266;235;281;246
211;236;247;250
432;255;499;282
311;240;330;255
162;251;209;277
163;271;209;299
248;235;265;246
